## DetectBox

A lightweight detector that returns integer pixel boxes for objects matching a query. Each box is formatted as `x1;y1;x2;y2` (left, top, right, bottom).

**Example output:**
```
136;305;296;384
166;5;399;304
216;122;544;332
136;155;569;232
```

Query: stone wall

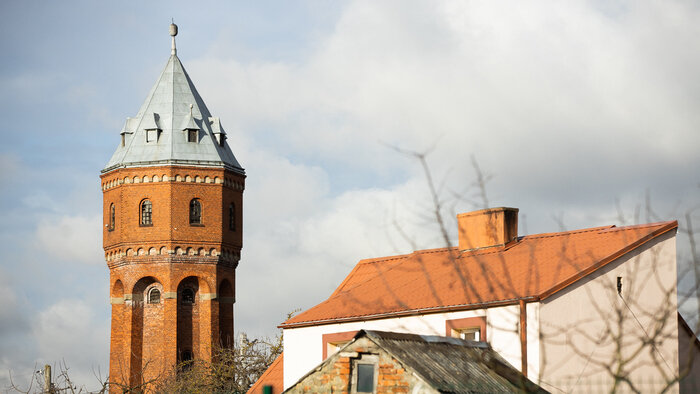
287;336;428;394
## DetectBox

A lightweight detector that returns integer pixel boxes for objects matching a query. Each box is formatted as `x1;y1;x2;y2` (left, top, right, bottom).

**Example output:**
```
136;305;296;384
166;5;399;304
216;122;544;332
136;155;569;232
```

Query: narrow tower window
182;288;195;305
140;200;152;226
189;199;202;225
229;203;235;231
148;288;161;304
109;203;115;231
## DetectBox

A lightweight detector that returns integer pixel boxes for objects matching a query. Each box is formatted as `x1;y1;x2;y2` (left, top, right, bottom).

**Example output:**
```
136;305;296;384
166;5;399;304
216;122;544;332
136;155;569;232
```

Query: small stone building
285;330;546;393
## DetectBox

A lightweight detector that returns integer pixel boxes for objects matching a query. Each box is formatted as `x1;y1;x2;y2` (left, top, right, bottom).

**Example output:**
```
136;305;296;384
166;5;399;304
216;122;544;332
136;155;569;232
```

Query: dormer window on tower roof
143;113;162;143
209;117;227;147
120;117;138;147
183;105;200;143
187;129;198;143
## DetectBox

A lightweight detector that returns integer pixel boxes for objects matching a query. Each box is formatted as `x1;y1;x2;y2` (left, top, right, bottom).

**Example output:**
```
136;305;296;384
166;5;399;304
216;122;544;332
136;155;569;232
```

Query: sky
1;0;700;390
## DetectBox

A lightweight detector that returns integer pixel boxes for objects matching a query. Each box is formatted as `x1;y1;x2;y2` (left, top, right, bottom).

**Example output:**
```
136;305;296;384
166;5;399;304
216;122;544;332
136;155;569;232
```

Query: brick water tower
100;24;244;388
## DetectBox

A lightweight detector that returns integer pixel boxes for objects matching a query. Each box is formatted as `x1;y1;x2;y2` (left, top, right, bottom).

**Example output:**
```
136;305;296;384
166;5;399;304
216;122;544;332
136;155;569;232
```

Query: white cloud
35;214;103;265
193;0;700;182
224;0;700;337
31;299;110;389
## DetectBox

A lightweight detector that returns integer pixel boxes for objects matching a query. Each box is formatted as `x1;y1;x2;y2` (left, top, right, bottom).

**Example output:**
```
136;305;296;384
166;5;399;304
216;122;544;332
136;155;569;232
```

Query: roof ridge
169;55;176;161
521;225;614;240
597;220;675;232
355;223;666;263
358;246;457;266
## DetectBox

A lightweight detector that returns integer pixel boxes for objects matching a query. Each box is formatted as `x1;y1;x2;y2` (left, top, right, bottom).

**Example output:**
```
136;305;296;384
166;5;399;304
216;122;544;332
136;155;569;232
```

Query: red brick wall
102;166;243;391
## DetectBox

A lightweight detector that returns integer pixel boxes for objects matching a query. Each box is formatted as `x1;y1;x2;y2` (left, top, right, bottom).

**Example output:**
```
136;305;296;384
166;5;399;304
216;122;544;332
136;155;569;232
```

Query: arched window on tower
189;199;202;225
140;200;152;226
229;203;235;231
148;288;161;304
109;203;115;231
181;288;195;305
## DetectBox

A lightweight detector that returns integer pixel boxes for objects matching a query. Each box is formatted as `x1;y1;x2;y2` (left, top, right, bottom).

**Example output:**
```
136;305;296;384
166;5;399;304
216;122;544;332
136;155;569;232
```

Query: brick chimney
457;207;519;251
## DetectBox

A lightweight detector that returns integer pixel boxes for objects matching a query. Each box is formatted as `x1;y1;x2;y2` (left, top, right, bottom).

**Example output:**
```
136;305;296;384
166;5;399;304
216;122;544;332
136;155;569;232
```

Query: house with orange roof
251;207;699;393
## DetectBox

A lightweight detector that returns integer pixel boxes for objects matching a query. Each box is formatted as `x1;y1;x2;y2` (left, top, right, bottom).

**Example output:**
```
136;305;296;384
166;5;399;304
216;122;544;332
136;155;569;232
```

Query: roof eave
101;160;245;175
279;296;539;329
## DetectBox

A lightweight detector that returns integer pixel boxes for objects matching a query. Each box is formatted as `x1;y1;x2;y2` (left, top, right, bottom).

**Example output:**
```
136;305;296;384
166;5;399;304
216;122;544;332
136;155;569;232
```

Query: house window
187;129;198;142
189;199;202;225
351;355;378;394
327;340;350;358
109;204;115;231
229;203;235;231
356;364;375;393
182;288;195;305
140;200;152;226
148;288;160;304
322;331;358;359
219;134;226;147
446;316;487;342
456;327;481;341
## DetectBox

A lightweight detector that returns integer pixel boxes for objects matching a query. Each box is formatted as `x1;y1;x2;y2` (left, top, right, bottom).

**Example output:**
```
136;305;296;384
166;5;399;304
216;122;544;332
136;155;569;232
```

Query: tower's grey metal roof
103;53;244;174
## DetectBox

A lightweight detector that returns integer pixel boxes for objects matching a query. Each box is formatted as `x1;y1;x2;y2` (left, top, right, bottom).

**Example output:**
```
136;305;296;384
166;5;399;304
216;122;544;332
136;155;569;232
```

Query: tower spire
170;21;178;56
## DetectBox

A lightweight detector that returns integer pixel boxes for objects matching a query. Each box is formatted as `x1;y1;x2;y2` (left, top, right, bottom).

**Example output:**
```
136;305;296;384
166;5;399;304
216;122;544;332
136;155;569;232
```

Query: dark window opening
140;200;152;226
356;364;375;393
182;288;195;305
229;203;235;231
617;276;623;295
189;199;202;225
109;204;115;231
219;134;226;147
148;288;160;304
179;349;194;371
187;129;198;142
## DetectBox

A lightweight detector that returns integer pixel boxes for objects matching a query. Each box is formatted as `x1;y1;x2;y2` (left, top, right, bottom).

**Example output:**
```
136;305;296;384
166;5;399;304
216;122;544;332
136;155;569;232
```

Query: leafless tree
374;148;700;393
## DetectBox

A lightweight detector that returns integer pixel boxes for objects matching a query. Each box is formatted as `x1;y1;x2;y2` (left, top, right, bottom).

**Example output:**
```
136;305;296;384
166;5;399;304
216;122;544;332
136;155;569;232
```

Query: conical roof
103;51;243;174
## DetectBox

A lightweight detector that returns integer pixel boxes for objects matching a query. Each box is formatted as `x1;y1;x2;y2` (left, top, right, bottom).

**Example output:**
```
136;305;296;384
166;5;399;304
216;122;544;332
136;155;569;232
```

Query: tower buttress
101;24;244;389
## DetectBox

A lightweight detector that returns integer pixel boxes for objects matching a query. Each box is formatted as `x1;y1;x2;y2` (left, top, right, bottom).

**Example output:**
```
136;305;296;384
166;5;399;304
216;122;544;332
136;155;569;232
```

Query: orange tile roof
282;221;677;328
247;352;284;394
